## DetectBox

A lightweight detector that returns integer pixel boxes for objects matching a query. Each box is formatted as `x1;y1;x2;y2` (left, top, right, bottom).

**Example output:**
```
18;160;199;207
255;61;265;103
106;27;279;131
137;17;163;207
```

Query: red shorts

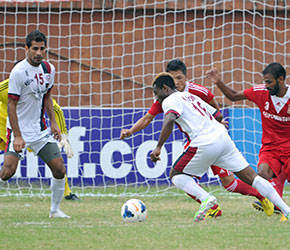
258;144;290;181
210;165;233;178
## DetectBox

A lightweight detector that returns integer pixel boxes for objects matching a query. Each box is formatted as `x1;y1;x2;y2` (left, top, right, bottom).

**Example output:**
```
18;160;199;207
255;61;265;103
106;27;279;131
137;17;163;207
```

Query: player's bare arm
7;98;25;152
150;112;176;162
120;112;155;139
206;68;246;101
45;91;61;141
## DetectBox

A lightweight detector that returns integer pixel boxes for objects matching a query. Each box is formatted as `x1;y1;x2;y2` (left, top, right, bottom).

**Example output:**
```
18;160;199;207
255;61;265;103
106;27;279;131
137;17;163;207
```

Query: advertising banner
1;108;262;185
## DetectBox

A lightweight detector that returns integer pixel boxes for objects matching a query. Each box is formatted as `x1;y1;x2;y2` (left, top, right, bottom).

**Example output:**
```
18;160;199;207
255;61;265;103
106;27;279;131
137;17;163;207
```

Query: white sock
252;175;290;216
172;174;210;201
50;177;65;213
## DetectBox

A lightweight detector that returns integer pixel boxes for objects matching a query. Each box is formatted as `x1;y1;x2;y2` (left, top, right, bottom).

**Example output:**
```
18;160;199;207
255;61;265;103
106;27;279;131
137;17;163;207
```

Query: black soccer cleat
65;193;80;201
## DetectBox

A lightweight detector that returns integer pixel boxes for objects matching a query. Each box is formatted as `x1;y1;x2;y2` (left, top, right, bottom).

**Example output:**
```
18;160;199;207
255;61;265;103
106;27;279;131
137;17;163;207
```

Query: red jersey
244;84;290;148
148;81;215;115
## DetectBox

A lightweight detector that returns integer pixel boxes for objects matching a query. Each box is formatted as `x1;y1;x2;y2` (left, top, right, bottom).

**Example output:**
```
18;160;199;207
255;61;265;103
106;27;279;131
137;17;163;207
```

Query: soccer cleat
280;214;288;222
205;204;222;218
260;198;274;216
280;212;290;222
280;213;290;222
194;195;217;222
252;200;281;215
49;209;71;219
65;193;80;201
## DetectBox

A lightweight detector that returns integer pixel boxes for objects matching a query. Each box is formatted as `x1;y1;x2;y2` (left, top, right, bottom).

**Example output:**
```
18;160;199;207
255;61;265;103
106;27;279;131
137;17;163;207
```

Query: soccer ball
121;199;147;222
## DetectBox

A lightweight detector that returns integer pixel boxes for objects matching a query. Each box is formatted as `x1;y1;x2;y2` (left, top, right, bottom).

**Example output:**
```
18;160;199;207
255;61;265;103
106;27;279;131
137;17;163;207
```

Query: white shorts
6;130;57;155
173;131;249;177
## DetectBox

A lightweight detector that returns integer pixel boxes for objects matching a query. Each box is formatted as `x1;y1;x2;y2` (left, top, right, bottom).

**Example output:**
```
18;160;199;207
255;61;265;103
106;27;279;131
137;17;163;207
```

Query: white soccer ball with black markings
121;199;147;222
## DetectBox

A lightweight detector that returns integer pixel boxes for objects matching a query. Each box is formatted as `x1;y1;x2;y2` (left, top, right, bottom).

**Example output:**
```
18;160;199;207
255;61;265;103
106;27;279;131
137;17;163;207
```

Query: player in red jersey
206;62;289;220
120;59;274;218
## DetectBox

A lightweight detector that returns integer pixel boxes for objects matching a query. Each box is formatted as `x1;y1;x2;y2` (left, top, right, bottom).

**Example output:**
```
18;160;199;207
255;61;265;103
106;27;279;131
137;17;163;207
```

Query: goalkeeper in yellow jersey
0;79;79;200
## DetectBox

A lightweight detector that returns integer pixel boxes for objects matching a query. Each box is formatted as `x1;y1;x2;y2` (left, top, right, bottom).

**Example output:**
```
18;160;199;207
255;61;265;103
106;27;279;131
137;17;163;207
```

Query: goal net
0;0;289;196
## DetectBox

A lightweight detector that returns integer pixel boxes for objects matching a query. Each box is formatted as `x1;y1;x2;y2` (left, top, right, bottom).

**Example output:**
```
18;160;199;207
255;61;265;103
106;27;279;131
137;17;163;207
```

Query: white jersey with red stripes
8;59;55;142
149;81;214;116
162;91;226;146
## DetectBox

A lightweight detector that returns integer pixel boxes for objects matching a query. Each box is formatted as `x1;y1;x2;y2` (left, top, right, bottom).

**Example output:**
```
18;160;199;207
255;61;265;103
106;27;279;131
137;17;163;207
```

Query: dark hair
152;72;176;90
26;30;47;48
263;62;286;80
166;59;187;76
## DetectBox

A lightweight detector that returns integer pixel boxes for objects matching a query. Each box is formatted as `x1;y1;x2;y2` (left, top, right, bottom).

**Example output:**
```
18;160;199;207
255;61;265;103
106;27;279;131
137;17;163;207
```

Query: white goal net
0;0;289;196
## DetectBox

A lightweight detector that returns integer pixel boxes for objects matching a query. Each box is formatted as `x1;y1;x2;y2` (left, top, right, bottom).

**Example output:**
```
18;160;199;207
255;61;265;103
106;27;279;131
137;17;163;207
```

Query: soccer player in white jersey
150;72;290;222
0;78;79;201
0;30;70;218
206;63;290;221
121;59;275;218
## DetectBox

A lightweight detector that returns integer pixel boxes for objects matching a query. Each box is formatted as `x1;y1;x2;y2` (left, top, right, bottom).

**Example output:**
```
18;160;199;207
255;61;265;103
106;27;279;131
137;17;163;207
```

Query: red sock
269;171;286;197
224;179;264;200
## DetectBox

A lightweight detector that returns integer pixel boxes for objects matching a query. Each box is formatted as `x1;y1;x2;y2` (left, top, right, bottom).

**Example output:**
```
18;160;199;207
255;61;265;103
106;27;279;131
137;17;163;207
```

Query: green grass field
0;187;290;250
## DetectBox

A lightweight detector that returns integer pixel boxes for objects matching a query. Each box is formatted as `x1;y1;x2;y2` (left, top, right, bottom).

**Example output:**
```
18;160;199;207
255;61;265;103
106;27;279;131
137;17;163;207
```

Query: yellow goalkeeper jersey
0;79;68;150
0;79;9;119
52;98;68;134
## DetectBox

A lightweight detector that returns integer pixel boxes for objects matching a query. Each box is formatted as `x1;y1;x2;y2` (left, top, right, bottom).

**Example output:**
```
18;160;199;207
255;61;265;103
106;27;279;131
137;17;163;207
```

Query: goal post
0;0;289;196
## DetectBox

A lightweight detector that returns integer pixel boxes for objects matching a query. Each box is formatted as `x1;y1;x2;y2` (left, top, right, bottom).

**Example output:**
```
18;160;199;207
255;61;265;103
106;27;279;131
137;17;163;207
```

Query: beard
267;83;280;96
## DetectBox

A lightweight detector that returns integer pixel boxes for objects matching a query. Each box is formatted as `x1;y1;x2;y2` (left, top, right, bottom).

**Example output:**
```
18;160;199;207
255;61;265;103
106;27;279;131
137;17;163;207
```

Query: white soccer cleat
49;209;71;219
194;195;217;222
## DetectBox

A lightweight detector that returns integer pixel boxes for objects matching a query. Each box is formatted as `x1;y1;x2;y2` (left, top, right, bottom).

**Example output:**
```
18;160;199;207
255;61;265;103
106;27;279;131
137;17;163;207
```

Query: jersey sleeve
162;95;182;118
243;87;254;101
47;62;56;90
53;98;68;134
0;79;9;119
187;82;214;103
243;85;266;105
0;79;8;102
8;67;22;100
205;89;214;103
148;100;163;116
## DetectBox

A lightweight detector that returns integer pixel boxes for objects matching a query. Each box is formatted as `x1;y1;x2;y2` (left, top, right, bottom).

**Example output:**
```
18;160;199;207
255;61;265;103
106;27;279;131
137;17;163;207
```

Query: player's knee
0;165;16;181
47;157;66;179
234;166;256;185
52;166;66;179
258;163;274;179
169;168;182;180
257;167;272;180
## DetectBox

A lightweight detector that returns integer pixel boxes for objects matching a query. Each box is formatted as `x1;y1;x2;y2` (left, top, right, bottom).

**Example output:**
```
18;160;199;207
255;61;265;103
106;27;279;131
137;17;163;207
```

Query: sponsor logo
24;78;34;86
263;111;290;122
45;74;51;82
